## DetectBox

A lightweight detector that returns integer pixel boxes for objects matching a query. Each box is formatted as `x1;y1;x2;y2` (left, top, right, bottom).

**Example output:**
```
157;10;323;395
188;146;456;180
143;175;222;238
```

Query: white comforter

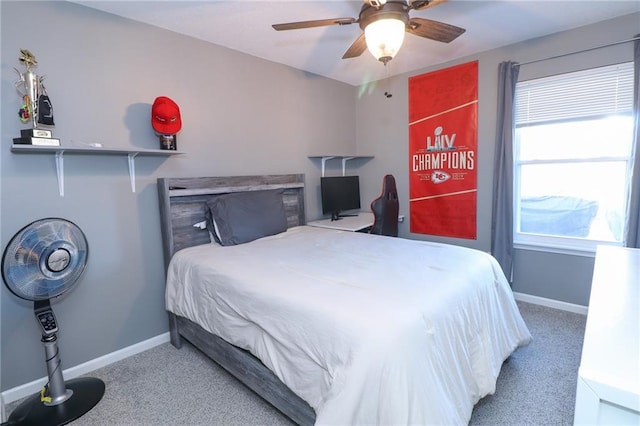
166;226;531;425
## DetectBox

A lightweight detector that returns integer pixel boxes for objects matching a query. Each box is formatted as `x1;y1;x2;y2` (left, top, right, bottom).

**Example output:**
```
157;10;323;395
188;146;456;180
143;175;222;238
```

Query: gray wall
355;13;639;306
1;1;356;391
1;0;638;393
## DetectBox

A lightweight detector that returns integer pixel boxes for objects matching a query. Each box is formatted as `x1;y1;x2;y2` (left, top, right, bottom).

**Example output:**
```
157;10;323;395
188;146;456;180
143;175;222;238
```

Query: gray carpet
7;301;586;425
469;302;586;425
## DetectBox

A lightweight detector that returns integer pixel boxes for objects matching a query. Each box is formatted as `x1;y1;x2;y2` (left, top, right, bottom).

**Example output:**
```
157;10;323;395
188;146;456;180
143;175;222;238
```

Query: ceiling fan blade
272;17;357;31
407;18;465;43
342;33;367;59
409;0;448;11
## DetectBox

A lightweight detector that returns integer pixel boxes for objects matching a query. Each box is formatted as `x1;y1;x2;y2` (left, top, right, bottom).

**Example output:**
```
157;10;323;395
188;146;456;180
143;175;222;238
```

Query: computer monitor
321;176;361;220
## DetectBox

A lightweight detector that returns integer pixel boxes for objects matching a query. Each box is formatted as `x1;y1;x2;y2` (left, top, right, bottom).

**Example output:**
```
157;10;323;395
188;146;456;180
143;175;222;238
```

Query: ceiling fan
272;0;465;65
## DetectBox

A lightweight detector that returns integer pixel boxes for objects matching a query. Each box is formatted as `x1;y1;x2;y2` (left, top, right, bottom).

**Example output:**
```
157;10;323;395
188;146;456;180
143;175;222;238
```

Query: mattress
166;225;531;424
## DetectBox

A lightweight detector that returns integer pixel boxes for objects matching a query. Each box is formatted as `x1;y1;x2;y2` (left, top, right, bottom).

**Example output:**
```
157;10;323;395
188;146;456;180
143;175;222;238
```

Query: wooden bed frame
157;174;315;425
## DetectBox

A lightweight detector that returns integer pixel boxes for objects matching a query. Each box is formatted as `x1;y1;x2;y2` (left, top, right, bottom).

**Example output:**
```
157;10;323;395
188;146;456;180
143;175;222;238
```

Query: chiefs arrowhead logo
431;170;451;184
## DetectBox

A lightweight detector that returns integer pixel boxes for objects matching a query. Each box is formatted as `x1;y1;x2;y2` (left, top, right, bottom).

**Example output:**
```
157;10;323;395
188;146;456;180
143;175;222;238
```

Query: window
514;62;635;254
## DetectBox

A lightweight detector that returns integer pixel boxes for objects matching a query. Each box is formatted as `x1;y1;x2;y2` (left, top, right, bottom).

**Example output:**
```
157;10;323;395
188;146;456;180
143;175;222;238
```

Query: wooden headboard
157;174;306;268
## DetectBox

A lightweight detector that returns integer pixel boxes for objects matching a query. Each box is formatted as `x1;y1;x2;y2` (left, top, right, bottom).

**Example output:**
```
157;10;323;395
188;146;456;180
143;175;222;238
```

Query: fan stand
7;301;105;426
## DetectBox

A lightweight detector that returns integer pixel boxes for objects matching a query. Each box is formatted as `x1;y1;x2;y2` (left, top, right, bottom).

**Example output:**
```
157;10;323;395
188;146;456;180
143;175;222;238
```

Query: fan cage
2;218;89;301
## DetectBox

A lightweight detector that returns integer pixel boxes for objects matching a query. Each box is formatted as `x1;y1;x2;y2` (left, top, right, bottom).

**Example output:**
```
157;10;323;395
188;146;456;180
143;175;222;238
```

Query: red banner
408;61;478;239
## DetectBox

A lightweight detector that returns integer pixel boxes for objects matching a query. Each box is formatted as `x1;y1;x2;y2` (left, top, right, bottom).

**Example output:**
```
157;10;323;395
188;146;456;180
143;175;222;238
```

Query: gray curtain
626;35;640;248
491;61;519;280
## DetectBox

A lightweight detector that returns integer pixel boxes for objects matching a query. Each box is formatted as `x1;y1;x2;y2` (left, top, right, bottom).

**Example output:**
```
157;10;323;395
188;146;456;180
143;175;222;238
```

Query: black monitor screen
321;176;361;217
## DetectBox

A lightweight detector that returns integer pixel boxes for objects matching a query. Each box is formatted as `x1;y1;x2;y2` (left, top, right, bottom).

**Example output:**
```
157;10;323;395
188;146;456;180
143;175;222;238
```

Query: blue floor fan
2;218;105;425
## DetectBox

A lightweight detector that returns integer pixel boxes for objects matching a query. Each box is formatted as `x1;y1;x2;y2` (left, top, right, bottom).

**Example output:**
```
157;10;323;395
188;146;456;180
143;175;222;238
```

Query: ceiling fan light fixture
364;18;406;64
272;0;465;64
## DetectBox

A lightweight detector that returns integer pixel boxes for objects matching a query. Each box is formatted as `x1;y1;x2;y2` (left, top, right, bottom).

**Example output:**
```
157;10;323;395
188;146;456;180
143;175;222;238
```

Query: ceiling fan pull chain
384;62;392;98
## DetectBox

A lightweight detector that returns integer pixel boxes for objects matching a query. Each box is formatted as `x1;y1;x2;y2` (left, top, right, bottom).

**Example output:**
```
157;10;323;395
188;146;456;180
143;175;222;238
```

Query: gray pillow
206;190;288;246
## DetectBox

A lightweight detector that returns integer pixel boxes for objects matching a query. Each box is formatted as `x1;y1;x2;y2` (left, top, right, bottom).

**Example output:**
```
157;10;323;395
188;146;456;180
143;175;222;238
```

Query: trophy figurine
15;49;40;129
12;49;59;146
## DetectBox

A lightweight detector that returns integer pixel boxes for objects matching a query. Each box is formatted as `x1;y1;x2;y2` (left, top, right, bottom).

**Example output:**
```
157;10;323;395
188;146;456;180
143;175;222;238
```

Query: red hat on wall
151;96;181;135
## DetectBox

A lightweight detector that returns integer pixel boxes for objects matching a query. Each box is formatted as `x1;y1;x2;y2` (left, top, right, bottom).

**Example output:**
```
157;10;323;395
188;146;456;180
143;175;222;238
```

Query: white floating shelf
308;155;374;176
11;144;183;196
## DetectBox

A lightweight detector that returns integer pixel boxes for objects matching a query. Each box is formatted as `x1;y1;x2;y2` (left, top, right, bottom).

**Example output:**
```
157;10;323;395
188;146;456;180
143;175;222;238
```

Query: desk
574;246;640;425
307;212;374;232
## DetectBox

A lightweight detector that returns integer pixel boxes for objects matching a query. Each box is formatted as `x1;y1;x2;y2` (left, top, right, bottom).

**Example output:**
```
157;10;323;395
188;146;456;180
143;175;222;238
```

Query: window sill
514;240;623;258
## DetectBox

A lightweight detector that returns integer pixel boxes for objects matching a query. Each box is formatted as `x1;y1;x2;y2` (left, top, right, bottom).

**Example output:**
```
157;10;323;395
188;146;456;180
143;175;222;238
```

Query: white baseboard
514;292;588;315
1;332;170;405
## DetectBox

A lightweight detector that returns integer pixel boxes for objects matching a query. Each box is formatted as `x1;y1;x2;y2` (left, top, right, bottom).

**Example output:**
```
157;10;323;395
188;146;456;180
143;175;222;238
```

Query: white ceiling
72;0;640;86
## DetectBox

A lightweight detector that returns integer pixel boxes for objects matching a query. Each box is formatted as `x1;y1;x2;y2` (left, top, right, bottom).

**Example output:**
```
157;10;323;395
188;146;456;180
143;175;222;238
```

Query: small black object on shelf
159;134;177;151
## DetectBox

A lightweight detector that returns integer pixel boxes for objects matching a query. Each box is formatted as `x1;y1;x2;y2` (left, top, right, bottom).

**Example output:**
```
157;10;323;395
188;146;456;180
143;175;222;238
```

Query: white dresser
574;246;640;425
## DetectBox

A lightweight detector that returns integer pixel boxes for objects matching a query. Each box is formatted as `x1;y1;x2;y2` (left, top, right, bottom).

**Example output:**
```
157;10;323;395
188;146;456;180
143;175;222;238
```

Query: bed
157;174;531;425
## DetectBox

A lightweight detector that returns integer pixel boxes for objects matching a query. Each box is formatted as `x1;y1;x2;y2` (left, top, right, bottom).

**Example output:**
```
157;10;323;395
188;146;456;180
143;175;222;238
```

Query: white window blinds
515;62;634;126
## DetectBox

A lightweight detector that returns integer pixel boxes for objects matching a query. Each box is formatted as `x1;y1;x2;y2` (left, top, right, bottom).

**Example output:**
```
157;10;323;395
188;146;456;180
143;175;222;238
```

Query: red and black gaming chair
370;174;399;237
